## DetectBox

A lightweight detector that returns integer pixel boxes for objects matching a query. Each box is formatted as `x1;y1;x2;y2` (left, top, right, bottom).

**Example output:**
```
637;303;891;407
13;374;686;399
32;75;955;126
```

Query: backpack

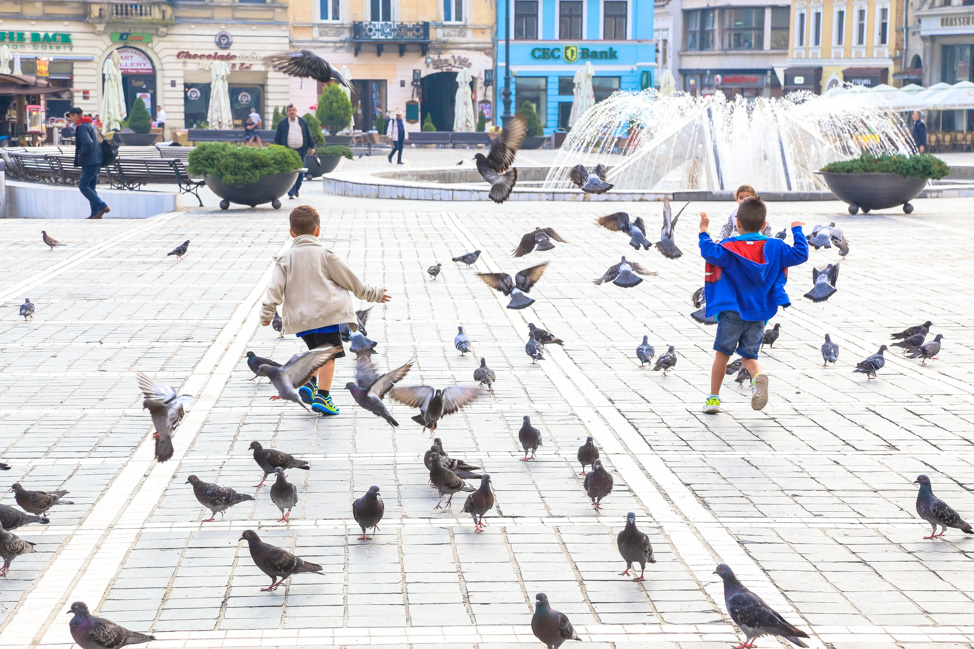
98;127;119;166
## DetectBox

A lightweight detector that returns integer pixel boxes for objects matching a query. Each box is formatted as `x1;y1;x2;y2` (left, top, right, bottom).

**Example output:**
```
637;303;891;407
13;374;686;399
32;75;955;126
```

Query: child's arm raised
698;212;732;266
780;222;809;267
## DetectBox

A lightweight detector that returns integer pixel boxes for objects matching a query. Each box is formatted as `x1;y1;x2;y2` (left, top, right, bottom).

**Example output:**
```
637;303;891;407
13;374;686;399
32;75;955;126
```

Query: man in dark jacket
274;104;315;199
911;111;927;153
67;107;109;219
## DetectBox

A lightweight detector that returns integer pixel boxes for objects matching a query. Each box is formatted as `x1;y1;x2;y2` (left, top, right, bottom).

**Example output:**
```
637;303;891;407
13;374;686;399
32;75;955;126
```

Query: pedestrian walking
274;104;315;199
911;111;926;153
156;106;167;141
386;109;408;164
66;107;109;220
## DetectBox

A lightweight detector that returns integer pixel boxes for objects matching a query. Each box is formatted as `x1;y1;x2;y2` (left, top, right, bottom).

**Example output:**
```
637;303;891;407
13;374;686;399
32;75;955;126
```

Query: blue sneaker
312;393;339;416
298;380;316;405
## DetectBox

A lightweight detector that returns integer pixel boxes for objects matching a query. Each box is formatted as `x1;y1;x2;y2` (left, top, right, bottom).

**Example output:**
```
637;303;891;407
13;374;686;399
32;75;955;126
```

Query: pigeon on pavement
617;512;655;581
388;384;481;432
804;264;839;302
352;485;384;540
914;474;972;539
474;115;528;203
0;462;9;471
348;332;378;360
240;529;323;591
454;325;473;355
0;522;35;577
513;227;568;256
261;345;342;410
249;441;310;487
525;332;545;363
584;459;613;510
463;474;495;532
42;231;65;251
725;358;743;375
908;334;943;365
891;321;932;340
594;256;656;288
0;503;48;530
137;372;194;463
19;298;34;321
853;345;888;379
424;439;482;479
12;483;73;517
528;323;563;348
714;564;810;649
478;262;547;309
735;367;752;388
427;451;475;509
655;197;689;259
346;357;412;427
891;326;928;354
271;310;283;338
821;334;839;366
652;346;677;375
167;240;190;260
452;250;482;268
338;308;371;342
270;467;299;522
427;263;441;280
474;358;496;394
595;212;651;251
570;163;613;194
532;593;581;648
518;415;542;461
762;323;781;349
636;336;655;367
185;475;254;522
577;437;599;474
264;50;352;88
68;601;155;649
246;351;281;382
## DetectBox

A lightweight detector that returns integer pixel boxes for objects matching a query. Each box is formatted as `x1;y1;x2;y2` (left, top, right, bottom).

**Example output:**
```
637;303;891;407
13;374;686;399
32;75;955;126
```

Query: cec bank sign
530;45;619;63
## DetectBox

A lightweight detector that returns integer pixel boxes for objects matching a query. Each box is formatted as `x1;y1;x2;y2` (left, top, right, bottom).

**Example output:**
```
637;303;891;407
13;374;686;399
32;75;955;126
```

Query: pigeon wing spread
475;156;518;204
389;385;435;411
356;358;412;398
514;262;548;291
596;212;631;233
279;346;342;390
478;272;516;295
264;50;351;88
486;115;528;172
439;386;482;416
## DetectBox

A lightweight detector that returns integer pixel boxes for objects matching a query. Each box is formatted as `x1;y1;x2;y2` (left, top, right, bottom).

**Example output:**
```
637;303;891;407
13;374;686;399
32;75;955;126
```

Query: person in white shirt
386;110;409;164
156;106;167;141
273;104;315;198
249;107;261;127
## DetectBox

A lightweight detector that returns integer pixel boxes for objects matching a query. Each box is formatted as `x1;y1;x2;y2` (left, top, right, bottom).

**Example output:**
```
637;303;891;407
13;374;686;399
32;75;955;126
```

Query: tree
302;112;326;146
517;100;542;137
375;112;386;135
316;85;353;136
422;114;436;132
476;109;486;133
128;98;152;134
271;106;284;129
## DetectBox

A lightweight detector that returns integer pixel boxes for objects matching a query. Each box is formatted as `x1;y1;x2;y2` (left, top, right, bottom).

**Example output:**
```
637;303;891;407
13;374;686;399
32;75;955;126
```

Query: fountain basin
818;172;928;214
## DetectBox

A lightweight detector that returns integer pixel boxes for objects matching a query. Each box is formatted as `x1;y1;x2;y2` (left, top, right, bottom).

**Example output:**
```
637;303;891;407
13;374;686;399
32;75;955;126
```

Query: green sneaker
312;392;339;416
298;380;317;405
702;395;721;414
751;373;769;410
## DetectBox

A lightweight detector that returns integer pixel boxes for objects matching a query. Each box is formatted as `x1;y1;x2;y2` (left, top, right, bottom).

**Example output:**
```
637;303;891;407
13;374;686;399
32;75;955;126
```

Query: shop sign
940;14;973;27
427;54;472;70
215;31;233;49
530;45;618;63
112;32;153;43
716;74;763;87
0;31;74;51
177;50;260;71
118;48;154;75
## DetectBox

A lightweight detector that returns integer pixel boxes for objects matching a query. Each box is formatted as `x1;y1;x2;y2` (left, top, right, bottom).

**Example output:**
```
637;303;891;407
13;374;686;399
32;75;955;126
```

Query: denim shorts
713;311;766;359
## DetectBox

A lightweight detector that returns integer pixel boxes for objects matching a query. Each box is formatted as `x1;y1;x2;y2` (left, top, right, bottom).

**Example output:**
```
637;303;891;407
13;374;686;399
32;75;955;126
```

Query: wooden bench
450;132;491;148
408;131;452;147
106;158;205;206
155;143;192;162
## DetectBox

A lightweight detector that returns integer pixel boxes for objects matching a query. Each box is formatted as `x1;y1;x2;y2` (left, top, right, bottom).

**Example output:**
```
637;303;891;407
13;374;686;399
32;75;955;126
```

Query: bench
450;132;491;148
408;131;452;148
106;158;205;206
155;143;192;162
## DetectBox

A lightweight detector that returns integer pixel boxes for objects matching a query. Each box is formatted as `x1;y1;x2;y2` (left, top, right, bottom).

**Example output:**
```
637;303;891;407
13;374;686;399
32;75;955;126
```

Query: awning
842;67;889;87
0;86;68;96
894;67;923;80
783;66;822;92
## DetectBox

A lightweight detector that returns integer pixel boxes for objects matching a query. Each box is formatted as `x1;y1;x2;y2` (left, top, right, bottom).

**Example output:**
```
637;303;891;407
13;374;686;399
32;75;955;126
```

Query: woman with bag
66;107;110;219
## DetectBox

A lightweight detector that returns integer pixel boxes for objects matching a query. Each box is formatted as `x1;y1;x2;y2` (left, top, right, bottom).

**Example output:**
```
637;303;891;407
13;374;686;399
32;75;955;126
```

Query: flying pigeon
348;332;378;360
271;310;283;338
908;334;943;365
636;336;654;367
518;415;542;461
239;529;323;592
528;323;563;348
891;326;928;354
584;459;613;510
655;196;689;259
569;163;613;194
853;345;888;379
652;345;677;375
821;334;839;366
68;601;155;649
452;250;482;268
690;287;717;325
692;287;705;309
725;358;743;375
424;440;482;480
830;225;850;256
463;474;495;532
914;474;972;539
762;323;781;349
41;230;65;251
594;256;656;288
0;462;9;471
388;384;481;432
478;262;547;309
427;451;476;509
473;115;528;203
338;308;371;342
137;372;194;463
474;357;496;394
269;467;299;523
714;564;810;649
525;332;545;363
249;441;310;487
595;212;651;250
345;357;411;427
261;345;342;410
12;483;73;517
427;263;441;280
577;436;599;474
804;263;839;302
513;227;568;257
454;325;473;355
808;224;833;250
0;503;48;530
185;475;254;522
167;240;189;260
0;522;35;577
617;512;655;581
19;298;34;321
352;485;384;540
532;593;581;649
246;351;281;382
264;50;352;88
891;320;932;340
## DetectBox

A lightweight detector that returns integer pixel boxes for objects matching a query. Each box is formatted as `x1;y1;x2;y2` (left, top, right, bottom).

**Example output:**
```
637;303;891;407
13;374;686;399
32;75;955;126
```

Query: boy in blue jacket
698;197;808;414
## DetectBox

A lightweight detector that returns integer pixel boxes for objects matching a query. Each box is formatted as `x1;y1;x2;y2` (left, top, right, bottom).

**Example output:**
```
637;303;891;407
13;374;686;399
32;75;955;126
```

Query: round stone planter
117;132;160;146
204;170;301;210
304;154;342;179
520;135;547;150
818;171;928;214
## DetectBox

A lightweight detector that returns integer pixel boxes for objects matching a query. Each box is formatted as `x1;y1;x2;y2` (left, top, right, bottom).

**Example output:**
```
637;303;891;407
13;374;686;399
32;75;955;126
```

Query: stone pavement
0;188;972;649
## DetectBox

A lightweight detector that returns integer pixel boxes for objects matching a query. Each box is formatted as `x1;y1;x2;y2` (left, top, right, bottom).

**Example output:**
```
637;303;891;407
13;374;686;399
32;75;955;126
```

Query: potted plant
517;101;547;149
312;144;353;175
422;114;436;131
187;142;303;210
818;152;949;214
117;99;159;146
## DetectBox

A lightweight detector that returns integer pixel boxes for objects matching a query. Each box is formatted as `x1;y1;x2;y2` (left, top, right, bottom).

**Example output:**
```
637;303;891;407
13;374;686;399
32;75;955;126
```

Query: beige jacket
260;235;385;334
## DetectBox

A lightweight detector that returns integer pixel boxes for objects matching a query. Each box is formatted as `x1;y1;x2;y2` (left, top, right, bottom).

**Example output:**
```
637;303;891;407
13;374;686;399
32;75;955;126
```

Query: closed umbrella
101;51;126;131
658;69;676;96
12;52;21;75
568;62;595;128
339;65;353;103
452;68;476;132
206;60;233;130
0;46;11;75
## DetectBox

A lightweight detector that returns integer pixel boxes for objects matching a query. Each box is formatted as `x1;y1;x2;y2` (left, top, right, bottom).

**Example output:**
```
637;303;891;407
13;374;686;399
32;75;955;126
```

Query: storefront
842;67;889;88
917;8;974;131
680;69;779;99
782;66;822;94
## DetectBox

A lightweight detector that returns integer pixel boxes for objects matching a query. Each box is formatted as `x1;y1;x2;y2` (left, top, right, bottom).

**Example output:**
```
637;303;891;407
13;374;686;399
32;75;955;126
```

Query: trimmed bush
271;107;284;129
302;112;326;147
517;100;542;137
477;109;486;132
316;85;353;136
422;114;436;132
821;152;949;180
319;144;354;160
375;112;386;135
128;98;152;134
187;143;302;187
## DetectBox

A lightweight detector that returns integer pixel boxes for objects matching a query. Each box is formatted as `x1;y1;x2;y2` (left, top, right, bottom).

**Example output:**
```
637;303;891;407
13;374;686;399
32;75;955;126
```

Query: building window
685;9;716;51
444;0;463;22
558;77;574;95
835;9;845;45
655;28;669;66
813;11;822;46
856;8;866;45
370;0;391;21
592;76;620;102
724;8;764;50
515;77;546;128
770;8;789;49
319;0;339;21
514;0;538;39
559;1;583;40
604;1;627;40
878;7;888;45
797;12;805;47
941;44;973;83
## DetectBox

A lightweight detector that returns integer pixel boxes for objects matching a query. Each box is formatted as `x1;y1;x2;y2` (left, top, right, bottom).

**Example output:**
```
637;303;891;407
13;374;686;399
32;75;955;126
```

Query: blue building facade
495;0;655;134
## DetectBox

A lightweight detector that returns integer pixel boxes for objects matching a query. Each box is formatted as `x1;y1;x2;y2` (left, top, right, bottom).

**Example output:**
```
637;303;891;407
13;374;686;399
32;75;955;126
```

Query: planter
204;170;300;210
117;132;160;146
818;171;928;214
521;135;547;150
304;154;342;178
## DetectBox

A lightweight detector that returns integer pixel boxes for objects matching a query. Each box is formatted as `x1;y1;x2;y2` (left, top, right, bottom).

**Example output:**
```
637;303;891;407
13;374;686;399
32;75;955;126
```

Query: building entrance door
420;71;458;131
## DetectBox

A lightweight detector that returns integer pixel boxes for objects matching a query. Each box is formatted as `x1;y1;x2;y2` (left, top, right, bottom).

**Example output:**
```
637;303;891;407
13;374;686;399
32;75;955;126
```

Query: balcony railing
351;21;430;57
87;2;175;26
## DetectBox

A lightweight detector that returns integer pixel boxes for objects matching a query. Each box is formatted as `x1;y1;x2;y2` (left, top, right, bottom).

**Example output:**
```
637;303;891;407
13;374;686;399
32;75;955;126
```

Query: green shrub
319;144;354;160
302;112;326;147
271;106;284;129
821;152;949;180
187;143;302;187
375;112;386;135
316;85;353;135
422;114;436;131
476;109;486;132
128;98;152;134
517;100;542;137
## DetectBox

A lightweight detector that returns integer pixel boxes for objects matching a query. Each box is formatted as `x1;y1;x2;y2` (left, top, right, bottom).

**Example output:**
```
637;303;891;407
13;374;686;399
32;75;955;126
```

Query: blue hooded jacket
699;227;808;321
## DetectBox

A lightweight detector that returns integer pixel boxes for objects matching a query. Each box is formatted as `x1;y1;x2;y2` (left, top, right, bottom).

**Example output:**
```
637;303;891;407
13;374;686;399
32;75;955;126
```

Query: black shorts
300;331;346;358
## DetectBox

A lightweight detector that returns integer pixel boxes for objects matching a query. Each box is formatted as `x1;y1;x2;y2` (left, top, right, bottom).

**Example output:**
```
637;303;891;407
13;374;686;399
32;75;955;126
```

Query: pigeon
690;289;718;325
821;334;839;366
774;228;787;240
528;323;563;348
891;326;928;354
352;485;384;540
346;357;412;427
853;345;888;379
249;441;310;487
518;415;542;461
525;332;545;363
19;298;34;320
735;367;752;388
808;224;833;250
577;436;599;474
655;196;689;259
714;564;810;649
68;601;155;649
569;163;613;194
830;226;850;256
427;451;476;509
584;459;613;510
725;358;743;375
185;475;254;522
261;345;342;410
474;115;527;203
388;384;481;432
908;334;943;365
891;321;932;340
338;308;372;341
239;529;323;592
424;439;482;479
270;310;284;339
246;351;281;382
914;474;972;539
269;467;299;523
167;239;189;260
427;263;441;280
0;462;9;471
762;323;781;349
532;593;581;649
636;336;655;367
652;345;677;375
513;227;568;257
617;512;655;581
264;50;352;88
595;212;651;250
804;263;839;302
692;286;706;308
594;256;656;288
478;262;548;309
348;332;378;360
137;372;194;463
12;483;74;517
463;474;495;532
474;358;496;394
452;250;482;268
0;503;48;530
0;522;35;577
42;230;65;251
454;325;473;355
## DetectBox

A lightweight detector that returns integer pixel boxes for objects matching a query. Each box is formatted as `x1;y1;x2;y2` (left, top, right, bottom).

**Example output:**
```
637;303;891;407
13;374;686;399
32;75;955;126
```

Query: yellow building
784;0;904;93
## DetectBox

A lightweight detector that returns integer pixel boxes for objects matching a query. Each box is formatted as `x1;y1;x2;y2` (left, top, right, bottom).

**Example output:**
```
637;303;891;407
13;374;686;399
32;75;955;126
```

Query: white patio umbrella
923;80;974;110
0;46;11;75
206;60;233;129
12;52;22;75
100;50;126;131
910;82;952;109
452;68;476;132
658;69;676;96
339;65;352;103
568;61;595;128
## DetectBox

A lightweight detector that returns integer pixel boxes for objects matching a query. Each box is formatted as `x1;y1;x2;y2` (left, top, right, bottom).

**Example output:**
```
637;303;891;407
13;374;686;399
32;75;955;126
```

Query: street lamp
500;0;513;128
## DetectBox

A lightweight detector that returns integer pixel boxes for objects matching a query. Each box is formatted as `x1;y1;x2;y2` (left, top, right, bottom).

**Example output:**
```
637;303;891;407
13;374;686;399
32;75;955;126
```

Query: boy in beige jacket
261;205;391;415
